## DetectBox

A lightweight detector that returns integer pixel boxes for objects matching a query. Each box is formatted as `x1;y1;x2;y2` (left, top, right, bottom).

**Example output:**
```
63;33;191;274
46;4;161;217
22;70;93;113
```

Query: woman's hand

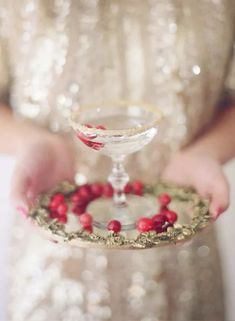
10;134;75;215
161;150;229;220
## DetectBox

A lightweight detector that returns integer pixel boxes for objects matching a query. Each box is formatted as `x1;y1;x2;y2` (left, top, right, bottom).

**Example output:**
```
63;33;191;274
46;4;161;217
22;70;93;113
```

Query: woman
1;1;235;320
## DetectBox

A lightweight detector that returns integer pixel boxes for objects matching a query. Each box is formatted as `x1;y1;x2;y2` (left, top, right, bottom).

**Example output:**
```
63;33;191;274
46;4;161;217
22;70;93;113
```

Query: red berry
49;211;60;219
124;183;132;194
95;125;106;130
90;183;103;198
131;180;143;196
83;225;93;233
78;185;93;202
76;129;104;151
79;213;93;227
76;132;85;144
162;221;173;232
103;183;113;198
152;214;166;233
72;204;87;216
89;141;104;150
153;222;164;233
49;193;65;209
76;131;103;150
48;201;58;210
136;217;153;232
57;203;68;216
107;220;121;233
159;206;169;215
57;216;67;224
71;192;80;203
77;131;94;142
52;193;64;203
165;210;178;224
158;193;171;206
71;192;87;206
152;213;168;224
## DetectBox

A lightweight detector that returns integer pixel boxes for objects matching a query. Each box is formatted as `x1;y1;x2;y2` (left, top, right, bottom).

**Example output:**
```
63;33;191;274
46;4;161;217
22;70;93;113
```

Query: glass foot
87;195;157;230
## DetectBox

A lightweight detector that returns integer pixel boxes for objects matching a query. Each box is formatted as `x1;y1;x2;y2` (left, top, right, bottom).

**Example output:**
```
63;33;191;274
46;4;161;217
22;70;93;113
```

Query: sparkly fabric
1;0;235;320
8;217;224;321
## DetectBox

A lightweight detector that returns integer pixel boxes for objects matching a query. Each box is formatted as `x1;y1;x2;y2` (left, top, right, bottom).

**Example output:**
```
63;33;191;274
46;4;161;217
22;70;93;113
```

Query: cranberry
70;192;87;206
153;222;164;233
162;221;173;232
78;185;93;202
158;193;171;206
72;204;87;216
57;216;67;224
48;201;58;211
152;213;168;224
76;131;89;142
52;193;64;203
79;213;93;227
136;217;153;232
49;193;65;209
95;125;106;130
83;124;97;139
57;203;68;216
107;220;121;233
124;183;132;194
103;183;113;198
90;182;103;198
83;225;93;233
159;206;169;215
152;214;168;233
76;131;104;150
165;210;178;224
89;141;104;150
131;180;143;196
49;211;60;219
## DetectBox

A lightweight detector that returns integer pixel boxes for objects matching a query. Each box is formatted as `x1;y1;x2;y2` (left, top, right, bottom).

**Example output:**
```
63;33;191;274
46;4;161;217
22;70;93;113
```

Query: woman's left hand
161;150;229;220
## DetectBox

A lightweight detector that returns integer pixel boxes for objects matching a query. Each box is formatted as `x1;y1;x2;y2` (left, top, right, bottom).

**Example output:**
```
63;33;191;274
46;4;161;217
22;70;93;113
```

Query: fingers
194;171;229;220
209;173;230;220
10;165;32;211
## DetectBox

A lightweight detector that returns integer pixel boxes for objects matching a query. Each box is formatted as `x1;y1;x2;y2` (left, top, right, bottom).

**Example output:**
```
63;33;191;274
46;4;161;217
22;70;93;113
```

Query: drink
70;101;162;229
78;104;158;158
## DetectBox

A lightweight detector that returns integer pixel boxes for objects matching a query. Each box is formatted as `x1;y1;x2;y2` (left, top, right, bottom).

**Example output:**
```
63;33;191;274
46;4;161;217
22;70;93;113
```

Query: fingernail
16;206;28;219
213;207;224;221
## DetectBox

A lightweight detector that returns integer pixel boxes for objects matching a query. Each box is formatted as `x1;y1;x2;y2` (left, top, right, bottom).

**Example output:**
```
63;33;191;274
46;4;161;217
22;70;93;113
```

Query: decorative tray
28;181;211;250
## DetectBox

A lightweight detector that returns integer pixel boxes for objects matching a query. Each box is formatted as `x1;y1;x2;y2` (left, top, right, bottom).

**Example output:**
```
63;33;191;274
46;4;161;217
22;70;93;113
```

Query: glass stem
108;157;129;207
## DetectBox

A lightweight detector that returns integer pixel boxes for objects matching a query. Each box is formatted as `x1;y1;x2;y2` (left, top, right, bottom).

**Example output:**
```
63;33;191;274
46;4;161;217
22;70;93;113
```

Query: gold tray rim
28;181;211;250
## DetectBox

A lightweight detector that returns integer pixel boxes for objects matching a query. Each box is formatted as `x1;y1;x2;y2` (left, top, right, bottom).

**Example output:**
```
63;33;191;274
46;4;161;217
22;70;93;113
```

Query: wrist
183;143;222;164
15;124;62;154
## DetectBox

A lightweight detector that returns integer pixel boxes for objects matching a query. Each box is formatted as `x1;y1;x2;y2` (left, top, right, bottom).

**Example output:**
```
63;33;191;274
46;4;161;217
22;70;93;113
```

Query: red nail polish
214;207;224;220
16;206;28;218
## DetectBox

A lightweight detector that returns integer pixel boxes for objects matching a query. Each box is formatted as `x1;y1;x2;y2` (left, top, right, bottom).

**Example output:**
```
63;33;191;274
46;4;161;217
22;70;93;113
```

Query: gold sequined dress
1;1;235;320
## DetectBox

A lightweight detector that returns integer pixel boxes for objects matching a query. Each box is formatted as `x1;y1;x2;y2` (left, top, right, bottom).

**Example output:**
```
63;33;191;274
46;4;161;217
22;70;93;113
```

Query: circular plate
28;181;211;250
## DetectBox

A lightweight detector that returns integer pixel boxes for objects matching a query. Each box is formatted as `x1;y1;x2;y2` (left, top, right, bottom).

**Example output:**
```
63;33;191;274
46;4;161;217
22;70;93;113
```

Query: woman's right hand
10;134;75;215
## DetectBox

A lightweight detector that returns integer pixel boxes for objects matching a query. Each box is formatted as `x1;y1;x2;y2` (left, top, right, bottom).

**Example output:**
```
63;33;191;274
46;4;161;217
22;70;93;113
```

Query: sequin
192;65;201;75
3;0;233;320
69;83;80;94
197;245;210;257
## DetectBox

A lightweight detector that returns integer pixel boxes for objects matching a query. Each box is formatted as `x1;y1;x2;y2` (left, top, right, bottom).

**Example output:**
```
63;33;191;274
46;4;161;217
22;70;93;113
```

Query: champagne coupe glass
70;101;162;230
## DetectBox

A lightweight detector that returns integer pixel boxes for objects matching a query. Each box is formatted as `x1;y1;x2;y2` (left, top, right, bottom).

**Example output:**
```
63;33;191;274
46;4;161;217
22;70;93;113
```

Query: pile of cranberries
47;181;178;234
136;193;177;233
